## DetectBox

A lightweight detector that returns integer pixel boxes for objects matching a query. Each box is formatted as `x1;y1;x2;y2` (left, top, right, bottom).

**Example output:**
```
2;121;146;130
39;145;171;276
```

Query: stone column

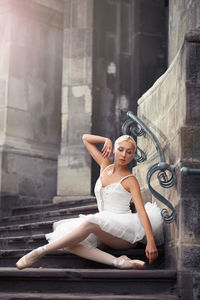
0;0;63;213
135;29;200;299
178;30;200;300
55;0;93;201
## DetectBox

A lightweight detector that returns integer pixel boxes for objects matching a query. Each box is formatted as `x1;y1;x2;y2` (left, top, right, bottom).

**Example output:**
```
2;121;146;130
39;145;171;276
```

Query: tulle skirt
45;202;164;248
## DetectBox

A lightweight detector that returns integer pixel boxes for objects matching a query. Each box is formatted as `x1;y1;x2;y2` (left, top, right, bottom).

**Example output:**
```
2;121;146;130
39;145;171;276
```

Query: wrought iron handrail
122;111;177;223
181;167;200;175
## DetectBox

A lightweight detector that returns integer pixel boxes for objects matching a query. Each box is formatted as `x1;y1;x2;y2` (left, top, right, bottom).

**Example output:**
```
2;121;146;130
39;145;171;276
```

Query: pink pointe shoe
112;255;145;269
16;246;47;270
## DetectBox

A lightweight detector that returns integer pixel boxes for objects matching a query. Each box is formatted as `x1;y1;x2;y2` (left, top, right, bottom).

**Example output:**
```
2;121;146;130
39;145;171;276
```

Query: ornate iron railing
122;111;177;223
181;167;200;175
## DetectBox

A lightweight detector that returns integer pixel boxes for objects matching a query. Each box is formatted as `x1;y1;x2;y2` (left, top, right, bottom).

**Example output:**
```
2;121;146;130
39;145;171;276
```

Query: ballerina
16;134;163;270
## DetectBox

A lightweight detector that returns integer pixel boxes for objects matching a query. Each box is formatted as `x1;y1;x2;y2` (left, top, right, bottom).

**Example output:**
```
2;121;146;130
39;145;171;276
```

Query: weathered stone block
1;151;57;200
72;57;88;85
181;126;200;161
6;108;34;140
68;113;91;145
71;0;93;29
180;195;200;241
193;271;200;300
178;271;194;300
164;242;178;269
168;0;200;63
186;36;200;83
180;245;200;270
1;172;18;195
0;109;6;137
7;77;27;110
186;86;200;125
57;147;91;196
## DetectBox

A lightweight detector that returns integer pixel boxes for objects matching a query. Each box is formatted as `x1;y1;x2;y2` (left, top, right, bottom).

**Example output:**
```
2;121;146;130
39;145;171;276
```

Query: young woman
16;134;163;270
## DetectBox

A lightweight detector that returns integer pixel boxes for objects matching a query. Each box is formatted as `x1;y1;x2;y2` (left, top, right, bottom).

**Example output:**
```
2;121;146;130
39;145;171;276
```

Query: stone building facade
135;1;200;299
0;0;199;298
0;0;168;207
0;0;63;212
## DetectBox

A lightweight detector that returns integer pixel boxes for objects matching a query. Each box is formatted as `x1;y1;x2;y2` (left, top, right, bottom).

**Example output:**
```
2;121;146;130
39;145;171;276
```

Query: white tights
16;221;145;269
43;221;132;266
67;244;115;266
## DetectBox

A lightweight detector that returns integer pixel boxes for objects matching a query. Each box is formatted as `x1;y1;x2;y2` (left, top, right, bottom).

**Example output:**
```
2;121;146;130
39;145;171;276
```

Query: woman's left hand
101;138;113;159
145;240;158;264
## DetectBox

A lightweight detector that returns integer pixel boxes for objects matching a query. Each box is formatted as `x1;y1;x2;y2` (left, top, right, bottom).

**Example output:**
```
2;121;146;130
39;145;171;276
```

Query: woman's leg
16;221;144;269
44;221;133;253
67;244;145;269
67;244;115;266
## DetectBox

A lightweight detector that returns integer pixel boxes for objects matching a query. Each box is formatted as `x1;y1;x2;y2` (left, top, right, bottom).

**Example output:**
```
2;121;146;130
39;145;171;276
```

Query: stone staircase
0;197;179;299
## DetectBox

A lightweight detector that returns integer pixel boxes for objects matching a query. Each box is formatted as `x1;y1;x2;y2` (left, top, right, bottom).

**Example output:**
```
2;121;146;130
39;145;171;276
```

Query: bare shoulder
123;175;140;193
100;160;112;172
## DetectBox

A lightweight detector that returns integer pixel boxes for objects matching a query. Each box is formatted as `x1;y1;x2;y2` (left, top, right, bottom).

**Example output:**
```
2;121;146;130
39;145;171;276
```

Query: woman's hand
101;138;113;159
145;240;158;264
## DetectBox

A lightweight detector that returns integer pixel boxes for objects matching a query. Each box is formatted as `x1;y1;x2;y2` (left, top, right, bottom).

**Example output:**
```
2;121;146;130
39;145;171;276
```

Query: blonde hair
114;135;136;154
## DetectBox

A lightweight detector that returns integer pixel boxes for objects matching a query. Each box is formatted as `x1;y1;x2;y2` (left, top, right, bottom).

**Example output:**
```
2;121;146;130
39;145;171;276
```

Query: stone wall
0;0;63;212
135;29;200;299
168;0;200;64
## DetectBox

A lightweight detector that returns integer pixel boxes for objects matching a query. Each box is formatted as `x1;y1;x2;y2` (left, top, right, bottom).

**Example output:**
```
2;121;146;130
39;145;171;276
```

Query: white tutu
46;169;164;248
45;202;164;248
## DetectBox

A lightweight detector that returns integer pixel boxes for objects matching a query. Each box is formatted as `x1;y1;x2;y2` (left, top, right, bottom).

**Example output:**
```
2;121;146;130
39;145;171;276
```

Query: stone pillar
0;0;63;213
178;30;200;300
135;29;200;299
168;0;200;64
55;0;93;201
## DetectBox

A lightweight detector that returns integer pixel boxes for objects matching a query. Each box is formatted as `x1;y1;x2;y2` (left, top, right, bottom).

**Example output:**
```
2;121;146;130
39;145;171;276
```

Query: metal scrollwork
122;111;177;223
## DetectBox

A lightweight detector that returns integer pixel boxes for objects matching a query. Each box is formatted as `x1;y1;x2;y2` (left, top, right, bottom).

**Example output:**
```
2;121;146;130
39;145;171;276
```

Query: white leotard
46;165;164;248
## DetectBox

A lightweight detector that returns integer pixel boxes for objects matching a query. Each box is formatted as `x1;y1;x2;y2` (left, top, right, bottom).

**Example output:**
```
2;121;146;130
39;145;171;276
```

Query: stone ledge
185;29;200;42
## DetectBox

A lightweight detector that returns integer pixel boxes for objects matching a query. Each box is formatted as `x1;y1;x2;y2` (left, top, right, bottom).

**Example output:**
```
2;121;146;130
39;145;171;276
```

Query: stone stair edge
0;292;179;300
0;248;152;257
0;267;177;279
11;197;96;215
0;204;98;223
0;221;53;231
0;233;45;242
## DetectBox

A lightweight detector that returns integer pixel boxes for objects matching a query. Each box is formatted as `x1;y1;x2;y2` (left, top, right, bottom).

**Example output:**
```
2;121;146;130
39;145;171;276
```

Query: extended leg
16;221;145;269
16;221;94;269
67;244;145;269
67;244;115;266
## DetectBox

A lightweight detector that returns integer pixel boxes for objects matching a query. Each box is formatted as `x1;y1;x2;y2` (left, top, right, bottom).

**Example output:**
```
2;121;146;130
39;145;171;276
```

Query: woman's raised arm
82;134;113;167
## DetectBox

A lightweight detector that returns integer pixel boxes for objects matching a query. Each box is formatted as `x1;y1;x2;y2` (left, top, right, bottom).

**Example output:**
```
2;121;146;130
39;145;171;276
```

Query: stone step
0;204;98;226
0;234;164;268
0;248;165;269
0;234;47;250
11;197;96;216
0;268;177;295
0;292;179;300
0;221;53;237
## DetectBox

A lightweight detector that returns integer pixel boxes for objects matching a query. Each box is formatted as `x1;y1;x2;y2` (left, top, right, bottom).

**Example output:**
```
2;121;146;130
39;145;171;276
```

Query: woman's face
114;140;135;165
